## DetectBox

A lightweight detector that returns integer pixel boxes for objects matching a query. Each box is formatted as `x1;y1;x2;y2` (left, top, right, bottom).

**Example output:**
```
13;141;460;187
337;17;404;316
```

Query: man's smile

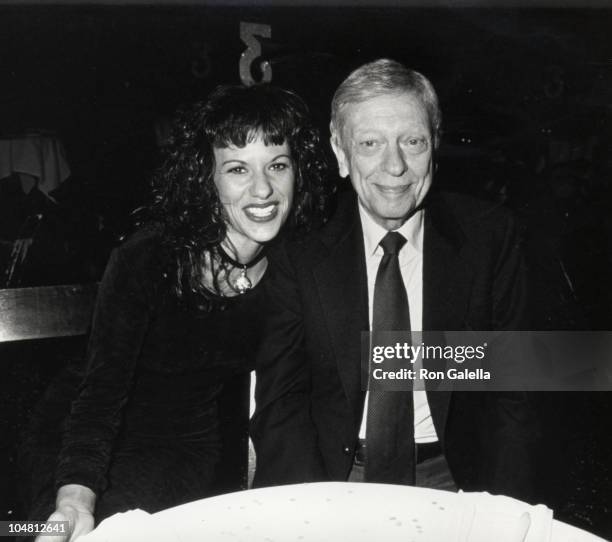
373;183;412;194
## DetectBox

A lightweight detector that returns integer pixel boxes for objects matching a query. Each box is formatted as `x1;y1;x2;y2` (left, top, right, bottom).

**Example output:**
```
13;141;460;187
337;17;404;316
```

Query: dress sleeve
55;246;151;494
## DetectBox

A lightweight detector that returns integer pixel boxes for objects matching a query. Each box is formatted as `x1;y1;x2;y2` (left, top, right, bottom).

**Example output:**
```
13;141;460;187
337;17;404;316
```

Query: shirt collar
358;199;424;257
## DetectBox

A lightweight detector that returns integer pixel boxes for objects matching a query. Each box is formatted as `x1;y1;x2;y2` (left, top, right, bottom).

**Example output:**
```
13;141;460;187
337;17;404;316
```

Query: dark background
1;3;611;539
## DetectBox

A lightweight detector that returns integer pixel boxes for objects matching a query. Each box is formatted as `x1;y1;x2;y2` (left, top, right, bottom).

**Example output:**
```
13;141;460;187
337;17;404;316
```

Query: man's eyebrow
350;132;380;140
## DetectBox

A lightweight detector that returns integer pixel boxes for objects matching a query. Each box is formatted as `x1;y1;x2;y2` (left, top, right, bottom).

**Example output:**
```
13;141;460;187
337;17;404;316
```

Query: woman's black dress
26;228;264;522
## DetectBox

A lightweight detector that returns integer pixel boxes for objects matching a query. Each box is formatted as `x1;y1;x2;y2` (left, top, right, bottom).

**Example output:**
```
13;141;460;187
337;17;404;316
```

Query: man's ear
330;124;349;178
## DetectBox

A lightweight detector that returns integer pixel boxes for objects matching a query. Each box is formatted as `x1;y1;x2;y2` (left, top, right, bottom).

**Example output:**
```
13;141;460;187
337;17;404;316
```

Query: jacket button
342;445;352;456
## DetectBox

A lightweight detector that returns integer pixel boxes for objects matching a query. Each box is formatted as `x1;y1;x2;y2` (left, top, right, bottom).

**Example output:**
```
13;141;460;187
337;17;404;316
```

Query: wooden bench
0;284;97;342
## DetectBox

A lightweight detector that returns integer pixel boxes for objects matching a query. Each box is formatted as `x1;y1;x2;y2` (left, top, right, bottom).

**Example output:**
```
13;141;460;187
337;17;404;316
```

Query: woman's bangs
209;98;296;149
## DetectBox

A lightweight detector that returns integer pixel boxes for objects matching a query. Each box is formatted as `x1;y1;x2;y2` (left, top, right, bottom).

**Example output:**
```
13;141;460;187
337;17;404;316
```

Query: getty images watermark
371;340;489;382
361;331;612;391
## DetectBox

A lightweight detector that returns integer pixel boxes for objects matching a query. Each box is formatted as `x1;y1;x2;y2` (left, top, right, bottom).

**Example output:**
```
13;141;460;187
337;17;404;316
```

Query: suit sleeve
485;211;539;501
492;211;528;331
250;242;327;487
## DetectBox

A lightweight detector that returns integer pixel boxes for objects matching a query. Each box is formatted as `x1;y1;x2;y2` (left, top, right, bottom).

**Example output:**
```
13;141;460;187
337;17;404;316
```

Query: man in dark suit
251;59;535;499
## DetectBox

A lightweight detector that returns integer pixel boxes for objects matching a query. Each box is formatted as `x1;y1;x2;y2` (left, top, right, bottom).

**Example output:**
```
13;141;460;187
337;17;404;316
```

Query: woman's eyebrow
221;159;247;166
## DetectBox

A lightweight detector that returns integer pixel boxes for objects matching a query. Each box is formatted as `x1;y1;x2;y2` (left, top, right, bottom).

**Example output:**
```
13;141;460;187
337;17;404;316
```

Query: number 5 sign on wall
239;22;272;86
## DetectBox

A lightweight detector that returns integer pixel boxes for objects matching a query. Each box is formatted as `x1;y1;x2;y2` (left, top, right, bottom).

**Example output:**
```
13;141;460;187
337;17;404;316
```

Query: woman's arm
36;484;96;542
56;246;151;491
51;243;153;521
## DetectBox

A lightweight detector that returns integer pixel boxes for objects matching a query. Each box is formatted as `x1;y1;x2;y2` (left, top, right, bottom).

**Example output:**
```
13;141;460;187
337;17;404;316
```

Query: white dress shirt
358;201;438;444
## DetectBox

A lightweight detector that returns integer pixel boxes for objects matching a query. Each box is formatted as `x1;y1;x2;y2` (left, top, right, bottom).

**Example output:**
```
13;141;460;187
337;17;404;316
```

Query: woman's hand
35;484;96;542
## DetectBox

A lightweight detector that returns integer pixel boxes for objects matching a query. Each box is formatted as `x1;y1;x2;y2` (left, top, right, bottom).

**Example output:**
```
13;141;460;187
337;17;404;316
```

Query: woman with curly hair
31;84;333;542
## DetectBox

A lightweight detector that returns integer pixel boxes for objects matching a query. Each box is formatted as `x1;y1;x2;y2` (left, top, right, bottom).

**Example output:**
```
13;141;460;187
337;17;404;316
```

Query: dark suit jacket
251;189;536;500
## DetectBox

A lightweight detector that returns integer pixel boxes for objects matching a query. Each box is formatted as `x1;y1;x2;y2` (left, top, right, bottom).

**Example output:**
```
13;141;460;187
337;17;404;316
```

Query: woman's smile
243;202;280;221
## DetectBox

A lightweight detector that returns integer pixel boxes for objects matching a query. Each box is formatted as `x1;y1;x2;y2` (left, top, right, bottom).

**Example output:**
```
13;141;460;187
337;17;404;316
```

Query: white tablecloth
80;482;605;542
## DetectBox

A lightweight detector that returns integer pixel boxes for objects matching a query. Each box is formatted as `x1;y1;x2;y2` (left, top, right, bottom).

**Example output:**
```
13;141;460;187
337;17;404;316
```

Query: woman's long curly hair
139;84;334;309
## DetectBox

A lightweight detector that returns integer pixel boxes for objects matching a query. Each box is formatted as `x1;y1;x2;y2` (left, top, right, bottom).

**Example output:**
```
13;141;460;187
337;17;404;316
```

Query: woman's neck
219;237;263;266
212;236;268;296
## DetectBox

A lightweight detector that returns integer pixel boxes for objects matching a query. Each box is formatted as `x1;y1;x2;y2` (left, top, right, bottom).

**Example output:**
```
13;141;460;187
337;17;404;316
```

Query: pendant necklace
217;245;266;294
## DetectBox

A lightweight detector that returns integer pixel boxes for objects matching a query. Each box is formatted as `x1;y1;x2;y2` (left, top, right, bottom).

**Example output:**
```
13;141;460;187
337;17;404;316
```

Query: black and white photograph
1;1;611;541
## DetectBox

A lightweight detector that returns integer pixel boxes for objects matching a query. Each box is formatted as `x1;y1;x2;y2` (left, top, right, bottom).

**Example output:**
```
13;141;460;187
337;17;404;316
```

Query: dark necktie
365;231;416;484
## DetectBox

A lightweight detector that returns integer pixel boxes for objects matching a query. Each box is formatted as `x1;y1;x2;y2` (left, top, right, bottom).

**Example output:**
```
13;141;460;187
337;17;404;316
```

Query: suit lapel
423;194;472;331
312;191;474;441
423;193;473;443
313;194;368;418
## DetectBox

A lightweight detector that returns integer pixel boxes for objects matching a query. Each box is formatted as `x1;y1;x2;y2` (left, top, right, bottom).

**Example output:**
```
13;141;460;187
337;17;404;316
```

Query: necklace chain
217;245;266;294
217;244;266;269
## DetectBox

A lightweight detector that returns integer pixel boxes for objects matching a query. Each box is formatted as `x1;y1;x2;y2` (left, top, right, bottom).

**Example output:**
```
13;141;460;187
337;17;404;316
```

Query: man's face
332;92;434;230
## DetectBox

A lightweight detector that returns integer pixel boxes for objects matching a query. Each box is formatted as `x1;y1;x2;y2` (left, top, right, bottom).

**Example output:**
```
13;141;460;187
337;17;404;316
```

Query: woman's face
213;137;295;256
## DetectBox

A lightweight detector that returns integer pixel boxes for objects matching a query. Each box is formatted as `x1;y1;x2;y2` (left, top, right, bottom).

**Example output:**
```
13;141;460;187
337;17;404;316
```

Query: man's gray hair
330;58;442;147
